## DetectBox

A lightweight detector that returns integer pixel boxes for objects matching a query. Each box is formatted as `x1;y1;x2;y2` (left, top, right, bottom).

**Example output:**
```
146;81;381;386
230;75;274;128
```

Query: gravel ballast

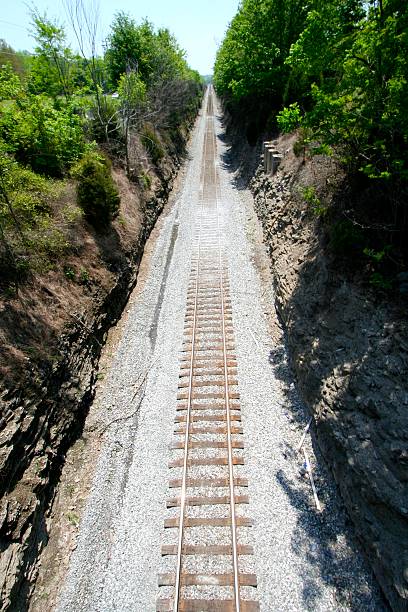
57;91;385;612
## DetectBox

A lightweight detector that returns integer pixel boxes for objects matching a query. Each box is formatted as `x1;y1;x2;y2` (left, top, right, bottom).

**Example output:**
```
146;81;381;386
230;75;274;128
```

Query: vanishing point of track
157;88;259;612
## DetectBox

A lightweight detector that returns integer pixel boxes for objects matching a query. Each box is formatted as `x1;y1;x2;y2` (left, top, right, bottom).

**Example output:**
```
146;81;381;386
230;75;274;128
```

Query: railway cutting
55;84;383;612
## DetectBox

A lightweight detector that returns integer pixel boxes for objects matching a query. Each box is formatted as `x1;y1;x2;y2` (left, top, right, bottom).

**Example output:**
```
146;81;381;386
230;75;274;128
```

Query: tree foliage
214;0;308;104
215;0;408;271
104;12;203;174
0;40;25;76
105;13;199;89
276;102;302;133
215;0;408;182
105;14;154;86
0;93;86;176
0;64;23;101
28;10;76;98
287;0;408;181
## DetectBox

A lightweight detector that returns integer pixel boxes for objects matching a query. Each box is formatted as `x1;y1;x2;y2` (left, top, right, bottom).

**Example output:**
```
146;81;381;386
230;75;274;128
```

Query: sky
0;0;240;74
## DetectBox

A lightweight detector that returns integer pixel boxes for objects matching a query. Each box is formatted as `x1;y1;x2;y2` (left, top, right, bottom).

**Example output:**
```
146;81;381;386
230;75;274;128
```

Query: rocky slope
249;135;408;611
0;118;197;611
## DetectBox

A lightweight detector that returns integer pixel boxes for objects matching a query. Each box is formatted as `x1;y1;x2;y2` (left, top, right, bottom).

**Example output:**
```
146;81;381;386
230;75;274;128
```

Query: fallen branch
97;358;157;437
97;379;147;438
303;448;322;512
249;329;260;349
296;416;313;453
131;362;153;401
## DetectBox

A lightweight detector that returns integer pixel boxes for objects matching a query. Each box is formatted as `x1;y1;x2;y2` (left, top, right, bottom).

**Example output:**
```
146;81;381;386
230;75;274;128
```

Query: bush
141;126;164;164
277;103;302;133
300;185;327;217
138;171;151;190
0;95;86;177
0;154;71;282
73;151;120;226
329;219;365;257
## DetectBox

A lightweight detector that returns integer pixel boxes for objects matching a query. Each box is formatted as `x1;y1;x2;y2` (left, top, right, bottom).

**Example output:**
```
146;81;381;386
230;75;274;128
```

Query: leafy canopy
105;12;198;88
215;0;408;181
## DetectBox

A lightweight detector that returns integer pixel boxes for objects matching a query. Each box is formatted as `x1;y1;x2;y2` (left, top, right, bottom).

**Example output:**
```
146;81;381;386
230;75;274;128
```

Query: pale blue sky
0;0;240;74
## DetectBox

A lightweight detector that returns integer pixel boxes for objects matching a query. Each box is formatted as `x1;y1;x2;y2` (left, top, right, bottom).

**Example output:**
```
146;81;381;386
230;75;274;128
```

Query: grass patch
141;126;164;165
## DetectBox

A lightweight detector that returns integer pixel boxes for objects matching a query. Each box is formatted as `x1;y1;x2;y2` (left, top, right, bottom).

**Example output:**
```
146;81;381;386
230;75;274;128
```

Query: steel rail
211;91;241;612
172;87;210;612
157;85;259;612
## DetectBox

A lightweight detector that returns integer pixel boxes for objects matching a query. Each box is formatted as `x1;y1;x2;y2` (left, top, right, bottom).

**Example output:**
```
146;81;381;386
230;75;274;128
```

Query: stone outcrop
250;148;408;611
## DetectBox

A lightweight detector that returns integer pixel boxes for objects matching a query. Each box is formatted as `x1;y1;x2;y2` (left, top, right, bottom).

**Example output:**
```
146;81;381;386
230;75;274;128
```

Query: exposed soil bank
242;134;407;611
0;118;197;611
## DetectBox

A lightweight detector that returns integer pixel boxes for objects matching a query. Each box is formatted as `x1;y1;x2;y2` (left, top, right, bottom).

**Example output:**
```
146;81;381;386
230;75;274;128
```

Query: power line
0;51;32;58
0;20;27;31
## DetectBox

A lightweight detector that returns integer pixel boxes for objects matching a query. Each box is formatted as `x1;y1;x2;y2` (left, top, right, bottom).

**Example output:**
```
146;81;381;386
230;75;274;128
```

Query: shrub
329;219;365;257
79;268;90;283
277;103;302;134
1;95;86;176
141;126;164;164
73;151;120;226
300;185;327;217
63;265;76;280
0;154;71;281
138;171;151;190
0;63;23;101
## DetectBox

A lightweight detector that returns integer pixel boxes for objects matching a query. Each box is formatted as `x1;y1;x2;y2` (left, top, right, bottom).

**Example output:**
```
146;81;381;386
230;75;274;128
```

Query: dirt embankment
0;119;196;611
245;134;407;610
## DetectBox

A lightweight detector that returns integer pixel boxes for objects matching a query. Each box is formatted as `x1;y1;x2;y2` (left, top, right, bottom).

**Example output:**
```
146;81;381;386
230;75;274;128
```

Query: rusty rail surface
157;87;259;612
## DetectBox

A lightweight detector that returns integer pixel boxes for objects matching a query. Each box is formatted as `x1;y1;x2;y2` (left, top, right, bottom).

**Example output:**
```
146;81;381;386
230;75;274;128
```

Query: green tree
153;28;189;81
105;13;201;89
0;40;25;76
216;0;408;181
28;11;75;98
286;0;364;92
214;0;309;104
0;94;86;176
105;14;157;87
215;0;408;265
292;0;408;179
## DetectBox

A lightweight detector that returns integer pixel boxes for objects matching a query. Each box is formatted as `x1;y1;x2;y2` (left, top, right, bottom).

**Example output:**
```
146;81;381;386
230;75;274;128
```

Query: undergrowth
0;158;77;290
298;168;406;296
141;126;164;165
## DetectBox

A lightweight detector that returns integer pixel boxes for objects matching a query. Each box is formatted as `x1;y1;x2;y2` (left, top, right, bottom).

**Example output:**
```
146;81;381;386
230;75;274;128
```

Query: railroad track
157;87;259;612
